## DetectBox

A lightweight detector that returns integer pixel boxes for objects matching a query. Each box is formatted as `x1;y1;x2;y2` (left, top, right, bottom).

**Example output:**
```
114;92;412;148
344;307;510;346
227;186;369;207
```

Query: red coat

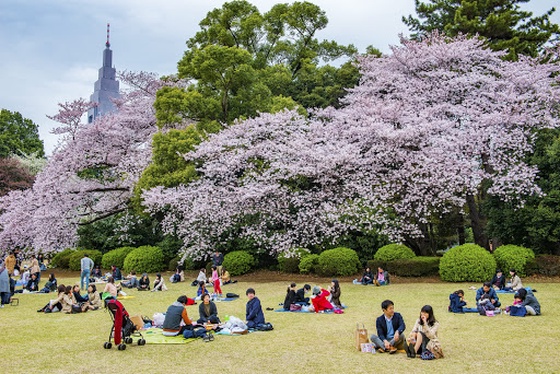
312;289;333;313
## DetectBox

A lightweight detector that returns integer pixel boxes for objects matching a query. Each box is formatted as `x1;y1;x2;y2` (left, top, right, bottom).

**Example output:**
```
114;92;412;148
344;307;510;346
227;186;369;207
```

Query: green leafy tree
403;0;560;60
0;109;44;158
154;0;358;128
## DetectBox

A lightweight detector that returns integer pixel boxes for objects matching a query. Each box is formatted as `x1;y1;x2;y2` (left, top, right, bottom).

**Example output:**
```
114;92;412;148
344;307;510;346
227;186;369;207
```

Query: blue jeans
81;269;90;290
370;333;405;350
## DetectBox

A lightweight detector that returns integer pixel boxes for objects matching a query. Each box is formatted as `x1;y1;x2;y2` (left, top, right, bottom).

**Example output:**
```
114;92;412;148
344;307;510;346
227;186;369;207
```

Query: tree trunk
466;194;489;250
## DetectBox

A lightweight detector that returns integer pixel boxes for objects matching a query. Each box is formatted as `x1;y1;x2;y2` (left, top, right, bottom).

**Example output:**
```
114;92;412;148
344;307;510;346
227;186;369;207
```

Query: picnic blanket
142;328;197;345
117;295;135;300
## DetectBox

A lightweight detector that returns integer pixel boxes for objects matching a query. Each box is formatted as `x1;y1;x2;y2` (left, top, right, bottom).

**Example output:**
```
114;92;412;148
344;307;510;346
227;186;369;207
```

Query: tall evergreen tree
403;0;560;60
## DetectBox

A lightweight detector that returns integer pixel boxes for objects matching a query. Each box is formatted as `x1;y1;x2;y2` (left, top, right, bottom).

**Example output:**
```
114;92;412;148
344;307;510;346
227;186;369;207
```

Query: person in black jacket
370;299;406;353
294;284;311;306
361;267;374;285
137;273;150;291
25;273;39;292
283;283;298;310
491;269;506;290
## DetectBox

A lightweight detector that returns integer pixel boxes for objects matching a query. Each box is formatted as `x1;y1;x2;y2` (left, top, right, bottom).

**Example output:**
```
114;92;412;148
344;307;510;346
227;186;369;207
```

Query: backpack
226;293;239;298
509;305;527;317
256;322;274;331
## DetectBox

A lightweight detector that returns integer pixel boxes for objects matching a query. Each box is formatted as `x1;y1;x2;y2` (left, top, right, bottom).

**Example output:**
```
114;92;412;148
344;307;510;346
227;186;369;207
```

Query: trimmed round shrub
123;246;165;273
374;244;416;262
317;247;361;277
222;251;255;276
493;244;535;277
278;248;310;273
102;246;136;270
51;249;76;269
439;244;496;282
299;254;319;274
68;249;102;271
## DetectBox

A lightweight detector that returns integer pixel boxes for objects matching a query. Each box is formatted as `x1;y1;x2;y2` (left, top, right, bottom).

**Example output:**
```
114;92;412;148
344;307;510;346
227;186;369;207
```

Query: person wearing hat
311;285;333;313
245;288;265;328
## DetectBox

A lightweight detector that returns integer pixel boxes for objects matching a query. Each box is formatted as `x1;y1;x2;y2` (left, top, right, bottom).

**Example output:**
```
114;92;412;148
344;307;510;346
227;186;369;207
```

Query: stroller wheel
138;339;146;346
125;337;133;344
103;342;112;349
117;343;127;351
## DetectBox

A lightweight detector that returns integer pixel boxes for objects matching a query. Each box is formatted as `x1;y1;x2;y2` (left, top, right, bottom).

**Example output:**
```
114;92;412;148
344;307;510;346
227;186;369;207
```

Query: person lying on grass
370;299;406;354
405;305;443;359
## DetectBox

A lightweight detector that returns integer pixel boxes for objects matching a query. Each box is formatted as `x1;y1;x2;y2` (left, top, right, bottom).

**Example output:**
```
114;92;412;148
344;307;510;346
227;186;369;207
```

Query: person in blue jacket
370;299;406;353
245;288;265;329
475;282;501;308
449;290;478;313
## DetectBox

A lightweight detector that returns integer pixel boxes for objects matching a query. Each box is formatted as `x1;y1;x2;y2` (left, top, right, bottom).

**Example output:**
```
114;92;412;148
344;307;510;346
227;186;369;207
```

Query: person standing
5;252;16;276
30;254;41;281
370;299;406;353
80;254;94;290
0;262;10;307
212;251;224;275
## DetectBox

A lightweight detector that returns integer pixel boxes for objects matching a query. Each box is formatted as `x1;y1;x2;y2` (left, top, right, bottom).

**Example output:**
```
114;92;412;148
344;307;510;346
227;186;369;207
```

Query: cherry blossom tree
0;72;164;254
143;33;560;258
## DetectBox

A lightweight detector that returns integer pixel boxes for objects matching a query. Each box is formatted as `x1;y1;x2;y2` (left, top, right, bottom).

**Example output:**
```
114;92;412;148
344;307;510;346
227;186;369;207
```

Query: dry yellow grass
1;271;558;374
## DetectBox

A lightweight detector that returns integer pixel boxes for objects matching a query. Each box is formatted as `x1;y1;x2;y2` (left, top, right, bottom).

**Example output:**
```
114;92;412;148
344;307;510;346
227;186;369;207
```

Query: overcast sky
1;0;558;155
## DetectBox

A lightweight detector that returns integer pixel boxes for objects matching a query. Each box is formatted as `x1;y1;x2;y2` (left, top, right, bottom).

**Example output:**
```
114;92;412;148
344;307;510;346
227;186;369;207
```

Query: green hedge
278;248;310;273
317;247;361;277
299;254;319;274
374;244;416;261
68;250;103;271
493;244;535;277
51;248;76;269
439;244;495;282
367;257;440;277
102;246;136;270
123;246;165;273
222;251;255;276
526;255;560;276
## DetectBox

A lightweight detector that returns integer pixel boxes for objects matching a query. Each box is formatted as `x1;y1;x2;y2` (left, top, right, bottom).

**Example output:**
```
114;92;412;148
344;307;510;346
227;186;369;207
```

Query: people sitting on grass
38;273;57;293
120;271;138;289
374;266;390;286
245;288;266;329
41;284;66;313
475;282;501;308
405;305;443;359
448;290;478;313
193;268;208;287
20;266;31;285
211;266;222;298
491;269;506;291
103;276;119;298
370;299;406;354
111;265;122;281
311;285;333;313
87;284;102;310
295;284;311;306
163;295;212;341
510;288;541;316
328;279;343;309
73;284;88;303
361;267;374;285
283;283;298;310
152;273;168;291
137;273;150;291
220;267;236;285
91;265;103;280
25;273;39;292
198;293;220;324
69;285;88;313
502;269;523;292
170;266;184;283
197;281;209;299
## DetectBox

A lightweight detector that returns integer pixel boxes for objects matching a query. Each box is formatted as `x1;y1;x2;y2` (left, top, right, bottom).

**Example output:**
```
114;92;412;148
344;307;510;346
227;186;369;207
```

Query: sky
1;0;559;155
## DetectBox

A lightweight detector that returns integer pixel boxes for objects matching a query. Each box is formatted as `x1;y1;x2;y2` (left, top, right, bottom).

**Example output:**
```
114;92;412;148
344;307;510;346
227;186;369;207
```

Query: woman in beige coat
405;305;443;359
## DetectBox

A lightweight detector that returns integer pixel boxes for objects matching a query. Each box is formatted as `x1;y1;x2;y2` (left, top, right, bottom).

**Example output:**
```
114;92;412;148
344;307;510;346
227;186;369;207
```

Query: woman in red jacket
311;286;333;313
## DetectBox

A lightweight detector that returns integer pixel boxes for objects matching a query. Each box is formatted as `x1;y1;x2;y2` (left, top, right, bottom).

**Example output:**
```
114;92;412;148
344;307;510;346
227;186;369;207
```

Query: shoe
409;346;416;358
377;348;385;353
389;346;397;354
208;333;214;341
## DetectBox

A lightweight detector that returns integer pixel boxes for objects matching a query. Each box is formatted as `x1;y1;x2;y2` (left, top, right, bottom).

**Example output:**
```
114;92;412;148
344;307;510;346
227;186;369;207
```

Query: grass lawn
1;271;559;374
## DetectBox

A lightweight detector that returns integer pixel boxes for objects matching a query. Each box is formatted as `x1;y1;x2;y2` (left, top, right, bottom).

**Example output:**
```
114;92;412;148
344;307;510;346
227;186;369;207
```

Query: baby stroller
104;298;146;350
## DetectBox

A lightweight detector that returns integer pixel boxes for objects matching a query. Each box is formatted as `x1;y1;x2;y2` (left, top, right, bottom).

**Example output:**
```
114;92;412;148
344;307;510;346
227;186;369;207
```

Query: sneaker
389;346;397;354
208;333;214;341
203;334;210;342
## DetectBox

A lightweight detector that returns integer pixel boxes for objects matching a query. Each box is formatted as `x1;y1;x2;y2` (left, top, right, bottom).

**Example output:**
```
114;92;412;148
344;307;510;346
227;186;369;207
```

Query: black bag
226;293;239;298
256;322;274;331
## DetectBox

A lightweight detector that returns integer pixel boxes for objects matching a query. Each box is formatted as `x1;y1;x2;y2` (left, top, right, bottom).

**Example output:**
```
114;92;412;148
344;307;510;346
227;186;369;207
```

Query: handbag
289;303;302;311
355;323;369;351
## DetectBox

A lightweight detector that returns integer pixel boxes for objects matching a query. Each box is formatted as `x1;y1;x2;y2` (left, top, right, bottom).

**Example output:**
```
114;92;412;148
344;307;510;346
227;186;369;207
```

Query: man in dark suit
370;299;406;353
